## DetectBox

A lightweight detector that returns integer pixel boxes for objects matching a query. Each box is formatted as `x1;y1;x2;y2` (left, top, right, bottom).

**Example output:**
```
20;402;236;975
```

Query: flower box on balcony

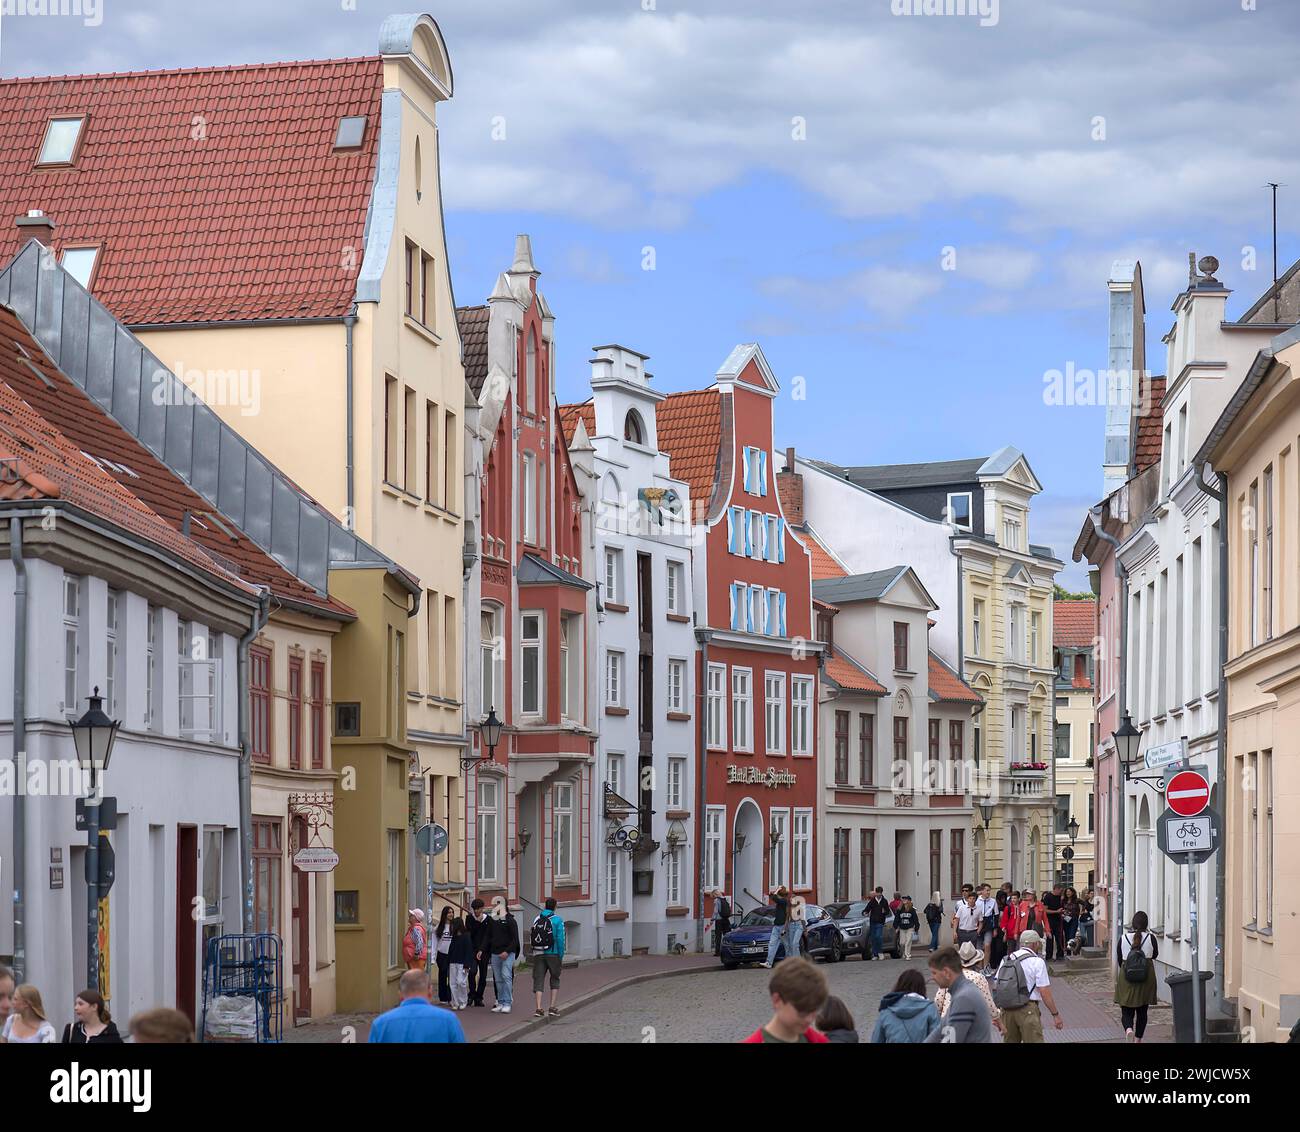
1008;762;1048;774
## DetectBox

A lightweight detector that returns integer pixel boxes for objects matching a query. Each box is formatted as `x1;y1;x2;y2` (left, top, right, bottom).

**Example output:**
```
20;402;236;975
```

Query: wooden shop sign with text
726;765;797;788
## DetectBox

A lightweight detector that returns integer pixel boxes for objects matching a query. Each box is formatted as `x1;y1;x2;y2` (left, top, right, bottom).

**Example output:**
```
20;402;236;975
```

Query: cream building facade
1052;600;1096;895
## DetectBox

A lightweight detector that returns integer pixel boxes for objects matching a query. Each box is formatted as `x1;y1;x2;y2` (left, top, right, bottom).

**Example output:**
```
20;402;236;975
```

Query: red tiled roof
1054;599;1096;649
656;388;722;505
0;59;383;324
0;304;352;617
457;305;491;397
799;525;847;580
928;650;982;705
1132;377;1167;474
825;651;886;697
558;400;595;445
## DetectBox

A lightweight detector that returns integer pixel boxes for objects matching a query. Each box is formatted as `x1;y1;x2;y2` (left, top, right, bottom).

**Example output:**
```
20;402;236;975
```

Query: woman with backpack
433;907;455;1004
870;968;940;1043
1115;910;1159;1042
922;891;944;952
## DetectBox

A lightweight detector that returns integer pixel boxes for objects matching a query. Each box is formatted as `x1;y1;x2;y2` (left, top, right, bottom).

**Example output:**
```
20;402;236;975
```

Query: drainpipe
1197;461;1228;1008
345;308;357;527
1087;505;1125;959
694;627;713;955
237;587;272;933
9;516;28;981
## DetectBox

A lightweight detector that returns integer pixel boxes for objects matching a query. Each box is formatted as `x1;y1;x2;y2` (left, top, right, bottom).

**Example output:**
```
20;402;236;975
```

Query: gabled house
1052;599;1097;892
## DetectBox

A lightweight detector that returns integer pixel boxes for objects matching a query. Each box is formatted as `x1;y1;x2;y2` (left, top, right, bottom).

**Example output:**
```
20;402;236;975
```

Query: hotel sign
726;765;796;788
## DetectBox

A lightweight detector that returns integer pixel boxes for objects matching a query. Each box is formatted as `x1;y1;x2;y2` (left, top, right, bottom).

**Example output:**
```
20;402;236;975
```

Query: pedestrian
127;1007;194;1043
992;929;1064;1043
864;886;891;960
487;898;520;1013
740;956;830;1043
1114;910;1159;1043
975;883;999;973
1077;888;1095;950
1;985;56;1043
925;945;992;1043
763;885;791;968
60;989;122;1044
990;889;1010;969
922;891;944;952
934;942;1002;1035
712;891;733;955
447;917;474;1011
368;968;465;1043
871;968;940;1043
0;965;14;1041
952;889;982;948
530;896;566;1019
433;906;454;1004
1010;887;1048;943
466;898;492;1006
402;908;427;972
1062;887;1080;951
893;896;921;960
816;995;858;1043
1000;889;1021;949
1042;884;1066;961
889;891;902;914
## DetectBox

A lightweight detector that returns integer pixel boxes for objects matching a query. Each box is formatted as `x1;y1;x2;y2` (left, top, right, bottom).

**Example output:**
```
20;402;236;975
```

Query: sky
5;0;1300;589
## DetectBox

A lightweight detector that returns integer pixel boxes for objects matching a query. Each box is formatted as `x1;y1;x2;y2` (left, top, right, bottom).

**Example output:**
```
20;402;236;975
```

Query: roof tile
1053;599;1096;649
928;650;982;705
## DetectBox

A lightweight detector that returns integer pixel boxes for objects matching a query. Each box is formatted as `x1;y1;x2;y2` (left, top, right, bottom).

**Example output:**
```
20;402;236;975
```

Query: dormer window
37;116;85;166
624;410;645;445
333;115;367;151
60;245;99;289
946;491;972;530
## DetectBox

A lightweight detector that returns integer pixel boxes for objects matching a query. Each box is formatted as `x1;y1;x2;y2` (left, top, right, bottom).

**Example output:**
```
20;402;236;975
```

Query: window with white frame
765;673;785;754
105;589;121;717
767;589;782;638
606;650;625;708
606;753;624;796
706;663;727;748
704;807;724;890
480;606;502;715
667;658;686;713
729;581;746;631
750;584;765;633
63;575;81;714
766;515;780;563
769;809;789;888
178;620;194;734
1008;604;1022;662
667;757;685;809
946;492;973;530
521;613;542;715
606;847;621;908
478;778;500;884
522;451;537;544
1030;611;1042;667
791;676;813;755
560;614;581;721
793;809;812;888
145;603;158;729
973;599;984;656
1002;513;1022;552
732;668;752;751
554;781;575;881
749;510;764;559
666;560;684;615
605;546;624;604
667;847;683;905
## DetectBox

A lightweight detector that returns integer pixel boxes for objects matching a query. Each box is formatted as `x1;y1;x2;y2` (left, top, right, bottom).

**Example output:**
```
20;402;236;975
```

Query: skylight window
37;116;85;165
61;246;99;288
333;115;366;150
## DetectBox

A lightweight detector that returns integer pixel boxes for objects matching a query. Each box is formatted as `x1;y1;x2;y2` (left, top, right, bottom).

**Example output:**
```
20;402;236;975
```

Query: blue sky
6;0;1300;588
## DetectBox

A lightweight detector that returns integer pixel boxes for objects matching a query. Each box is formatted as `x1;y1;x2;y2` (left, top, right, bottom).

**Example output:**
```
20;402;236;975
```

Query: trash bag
205;994;258;1040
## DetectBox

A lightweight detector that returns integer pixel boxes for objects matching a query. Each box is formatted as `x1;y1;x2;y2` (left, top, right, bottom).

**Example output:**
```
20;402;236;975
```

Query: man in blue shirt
368;969;466;1043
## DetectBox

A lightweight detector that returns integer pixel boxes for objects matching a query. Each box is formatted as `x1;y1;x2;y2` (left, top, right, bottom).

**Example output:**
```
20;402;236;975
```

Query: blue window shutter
777;518;786;563
726;508;736;555
729;583;739;631
747;586;757;633
744;510;752;557
759;450;768;496
741;447;752;493
779;592;787;637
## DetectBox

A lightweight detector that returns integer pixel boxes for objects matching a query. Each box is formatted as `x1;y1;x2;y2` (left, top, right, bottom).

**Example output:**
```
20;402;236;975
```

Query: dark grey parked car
825;901;900;959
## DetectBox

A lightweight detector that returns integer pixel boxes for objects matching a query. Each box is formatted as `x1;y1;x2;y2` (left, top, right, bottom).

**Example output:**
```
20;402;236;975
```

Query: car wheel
722;960;739;970
830;937;844;963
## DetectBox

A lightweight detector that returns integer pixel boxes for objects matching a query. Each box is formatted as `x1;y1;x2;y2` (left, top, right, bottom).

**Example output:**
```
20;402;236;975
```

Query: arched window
525;328;538;415
624;409;644;445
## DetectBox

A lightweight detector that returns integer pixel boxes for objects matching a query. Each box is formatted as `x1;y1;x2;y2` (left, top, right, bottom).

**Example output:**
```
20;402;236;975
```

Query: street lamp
1067;815;1080;847
1113;711;1142;781
462;707;504;771
977;797;995;831
69;687;119;993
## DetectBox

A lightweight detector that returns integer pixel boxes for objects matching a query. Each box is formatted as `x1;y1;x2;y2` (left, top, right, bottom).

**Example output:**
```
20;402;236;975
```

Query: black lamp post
462;707;504;771
1067;815;1080;847
1111;710;1141;952
977;797;995;831
1113;711;1142;781
69;687;119;992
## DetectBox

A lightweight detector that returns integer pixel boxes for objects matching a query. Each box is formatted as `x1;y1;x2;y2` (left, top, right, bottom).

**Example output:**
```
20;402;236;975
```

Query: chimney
777;445;804;525
16;209;55;248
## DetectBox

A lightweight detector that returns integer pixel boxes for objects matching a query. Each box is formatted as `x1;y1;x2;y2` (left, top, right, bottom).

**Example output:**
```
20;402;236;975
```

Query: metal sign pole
1188;850;1201;1045
426;846;435;978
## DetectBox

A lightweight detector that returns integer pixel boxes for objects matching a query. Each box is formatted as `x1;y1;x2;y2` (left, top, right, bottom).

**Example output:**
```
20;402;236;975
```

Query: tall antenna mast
1267;182;1281;322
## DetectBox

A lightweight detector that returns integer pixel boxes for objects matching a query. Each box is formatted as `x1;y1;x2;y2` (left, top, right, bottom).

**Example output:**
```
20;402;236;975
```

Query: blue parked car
719;904;847;969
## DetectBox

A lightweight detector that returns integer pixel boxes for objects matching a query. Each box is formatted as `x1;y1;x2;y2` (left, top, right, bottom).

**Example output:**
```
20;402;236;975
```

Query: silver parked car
825;900;900;960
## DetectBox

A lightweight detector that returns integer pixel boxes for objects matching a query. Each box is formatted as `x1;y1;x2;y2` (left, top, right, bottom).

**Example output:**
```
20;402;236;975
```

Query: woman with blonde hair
1;984;56;1043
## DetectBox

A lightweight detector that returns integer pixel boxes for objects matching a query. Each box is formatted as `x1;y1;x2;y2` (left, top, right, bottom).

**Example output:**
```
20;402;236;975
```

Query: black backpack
530;914;555;953
1123;933;1149;983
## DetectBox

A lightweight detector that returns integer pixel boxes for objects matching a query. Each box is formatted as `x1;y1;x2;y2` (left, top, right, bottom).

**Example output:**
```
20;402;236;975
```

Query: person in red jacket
1004;889;1049;947
741;957;831;1043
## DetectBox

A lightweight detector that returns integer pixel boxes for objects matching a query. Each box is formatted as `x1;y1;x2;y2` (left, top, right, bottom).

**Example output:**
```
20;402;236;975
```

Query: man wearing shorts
952;890;983;948
530;897;566;1018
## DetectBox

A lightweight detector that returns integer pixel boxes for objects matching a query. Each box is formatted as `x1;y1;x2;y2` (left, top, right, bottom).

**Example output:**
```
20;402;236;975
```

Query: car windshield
739;910;774;927
826;902;867;920
804;905;824;922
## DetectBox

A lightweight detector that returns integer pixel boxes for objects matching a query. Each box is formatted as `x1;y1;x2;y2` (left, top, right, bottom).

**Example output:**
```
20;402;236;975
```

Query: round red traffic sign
1165;770;1210;817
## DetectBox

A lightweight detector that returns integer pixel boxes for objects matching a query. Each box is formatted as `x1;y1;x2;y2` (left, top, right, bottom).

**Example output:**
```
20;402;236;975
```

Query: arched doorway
733;800;764;917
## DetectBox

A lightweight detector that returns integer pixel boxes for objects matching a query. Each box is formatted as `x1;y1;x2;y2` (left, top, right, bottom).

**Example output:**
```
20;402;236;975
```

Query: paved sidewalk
284;952;718;1044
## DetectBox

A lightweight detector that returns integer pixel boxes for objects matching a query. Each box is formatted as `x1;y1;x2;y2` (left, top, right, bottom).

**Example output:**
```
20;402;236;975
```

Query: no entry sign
1165;769;1210;817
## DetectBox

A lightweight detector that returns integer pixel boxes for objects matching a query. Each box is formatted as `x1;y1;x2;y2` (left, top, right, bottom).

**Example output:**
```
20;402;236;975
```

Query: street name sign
1165;769;1210;817
415;823;449;857
1144;738;1187;771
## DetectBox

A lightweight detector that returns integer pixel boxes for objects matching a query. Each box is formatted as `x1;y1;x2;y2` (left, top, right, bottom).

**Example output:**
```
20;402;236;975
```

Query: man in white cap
993;929;1063;1043
402;909;428;971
